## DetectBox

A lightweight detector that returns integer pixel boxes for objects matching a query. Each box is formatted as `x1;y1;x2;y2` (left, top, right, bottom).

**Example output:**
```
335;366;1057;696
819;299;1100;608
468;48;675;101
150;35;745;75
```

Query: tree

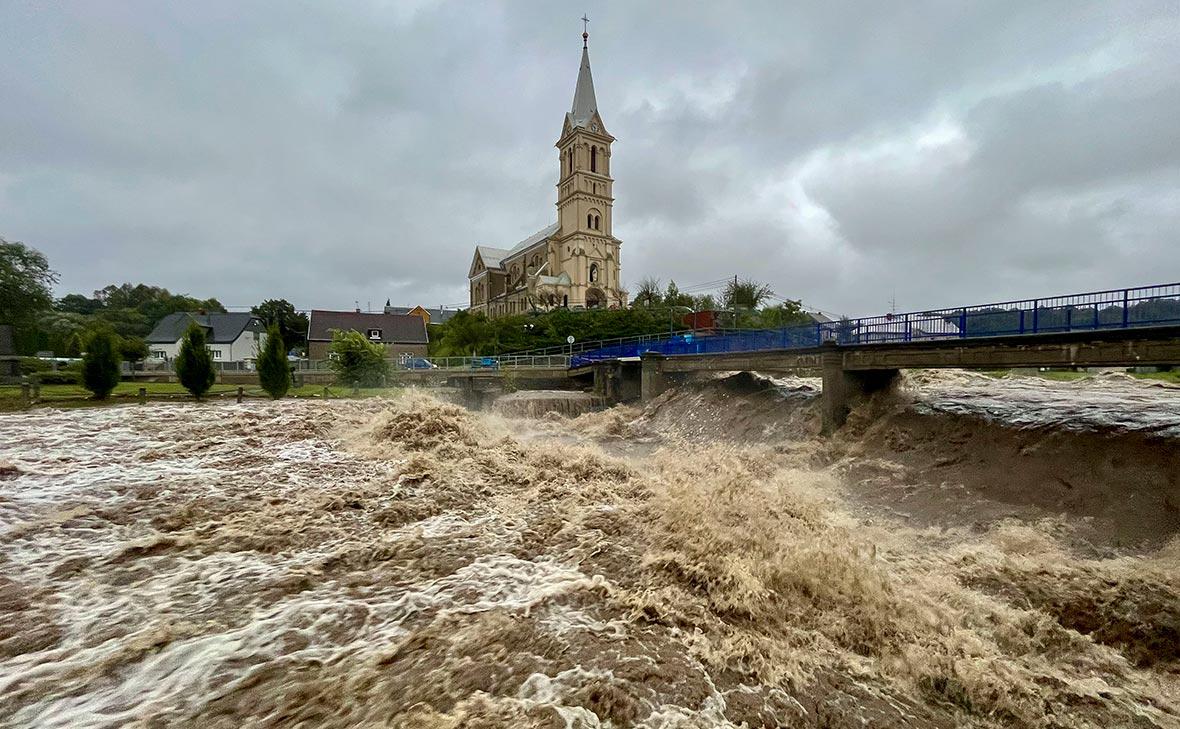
0;238;58;327
120;336;150;368
757;300;811;328
664;280;695;309
175;323;216;399
631;277;663;308
82;330;122;400
328;330;390;388
56;293;102;315
432;310;495;357
723;277;773;310
252;298;309;349
257;324;291;399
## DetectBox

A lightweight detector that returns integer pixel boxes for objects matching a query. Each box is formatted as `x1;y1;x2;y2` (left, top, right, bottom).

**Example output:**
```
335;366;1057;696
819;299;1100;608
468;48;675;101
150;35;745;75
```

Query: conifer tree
256;324;290;399
81;330;121;399
175;323;216;399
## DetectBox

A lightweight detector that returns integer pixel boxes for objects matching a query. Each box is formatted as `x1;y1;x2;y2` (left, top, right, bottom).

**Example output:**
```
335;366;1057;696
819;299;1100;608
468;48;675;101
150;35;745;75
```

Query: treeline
431;278;813;356
2;236;308;358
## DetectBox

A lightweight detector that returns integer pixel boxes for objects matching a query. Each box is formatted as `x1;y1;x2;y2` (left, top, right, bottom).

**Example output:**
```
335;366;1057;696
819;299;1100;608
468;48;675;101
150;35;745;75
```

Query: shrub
257;324;290;399
81;331;121;399
39;370;80;385
328;330;390;388
18;357;52;375
175;323;216;399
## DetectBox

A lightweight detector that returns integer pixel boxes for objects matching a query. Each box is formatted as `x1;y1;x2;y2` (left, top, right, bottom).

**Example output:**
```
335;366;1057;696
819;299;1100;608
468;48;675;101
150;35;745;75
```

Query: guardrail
291;355;570;372
569;282;1180;367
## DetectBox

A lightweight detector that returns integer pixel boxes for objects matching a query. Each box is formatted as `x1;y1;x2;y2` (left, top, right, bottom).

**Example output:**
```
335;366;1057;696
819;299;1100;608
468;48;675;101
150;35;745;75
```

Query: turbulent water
1;372;1178;728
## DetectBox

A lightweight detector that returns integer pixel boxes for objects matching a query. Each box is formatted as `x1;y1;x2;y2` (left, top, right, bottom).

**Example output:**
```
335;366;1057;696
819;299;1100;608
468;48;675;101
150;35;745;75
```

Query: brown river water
1;371;1178;728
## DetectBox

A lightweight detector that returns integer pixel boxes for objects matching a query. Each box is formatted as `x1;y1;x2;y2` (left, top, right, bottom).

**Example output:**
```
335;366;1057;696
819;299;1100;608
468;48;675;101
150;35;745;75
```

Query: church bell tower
554;22;621;309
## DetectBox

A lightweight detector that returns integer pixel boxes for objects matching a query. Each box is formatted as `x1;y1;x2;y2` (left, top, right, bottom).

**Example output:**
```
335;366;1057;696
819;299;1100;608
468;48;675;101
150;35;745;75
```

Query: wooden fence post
236;386;244;403
20;380;30;407
138;387;147;404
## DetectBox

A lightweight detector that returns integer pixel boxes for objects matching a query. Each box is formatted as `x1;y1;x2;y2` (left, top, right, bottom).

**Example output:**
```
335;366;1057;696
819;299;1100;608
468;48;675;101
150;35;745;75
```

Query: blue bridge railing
570;282;1180;368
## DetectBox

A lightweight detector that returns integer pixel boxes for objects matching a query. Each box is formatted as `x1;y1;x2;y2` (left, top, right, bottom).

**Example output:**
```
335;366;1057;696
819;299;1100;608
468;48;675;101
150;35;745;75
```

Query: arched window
586;213;592;228
589;263;599;283
590;146;597;173
594;215;601;230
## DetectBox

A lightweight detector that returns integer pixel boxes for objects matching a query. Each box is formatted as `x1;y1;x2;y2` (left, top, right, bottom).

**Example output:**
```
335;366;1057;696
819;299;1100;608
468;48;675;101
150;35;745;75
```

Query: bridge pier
641;352;668;403
593;360;642;404
821;344;898;434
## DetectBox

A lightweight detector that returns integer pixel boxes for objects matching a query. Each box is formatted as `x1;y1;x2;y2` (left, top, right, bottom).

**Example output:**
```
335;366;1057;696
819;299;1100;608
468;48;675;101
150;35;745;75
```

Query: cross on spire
581;14;589;48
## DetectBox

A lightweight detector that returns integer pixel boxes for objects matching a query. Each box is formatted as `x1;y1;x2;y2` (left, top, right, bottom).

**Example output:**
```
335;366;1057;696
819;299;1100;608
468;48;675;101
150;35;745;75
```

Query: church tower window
590;146;597;172
590;263;599;283
594;214;600;230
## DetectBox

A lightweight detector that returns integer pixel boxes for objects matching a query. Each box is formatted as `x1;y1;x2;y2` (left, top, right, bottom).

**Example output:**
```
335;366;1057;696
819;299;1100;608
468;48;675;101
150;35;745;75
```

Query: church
467;29;624;317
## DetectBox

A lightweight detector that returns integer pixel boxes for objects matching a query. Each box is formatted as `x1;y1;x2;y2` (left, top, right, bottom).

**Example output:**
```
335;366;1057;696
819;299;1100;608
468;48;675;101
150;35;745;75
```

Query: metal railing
569;282;1180;367
291;355;570;372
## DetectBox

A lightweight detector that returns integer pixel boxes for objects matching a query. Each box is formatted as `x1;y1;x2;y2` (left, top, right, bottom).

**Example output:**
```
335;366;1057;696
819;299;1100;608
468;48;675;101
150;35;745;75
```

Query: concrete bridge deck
620;325;1180;433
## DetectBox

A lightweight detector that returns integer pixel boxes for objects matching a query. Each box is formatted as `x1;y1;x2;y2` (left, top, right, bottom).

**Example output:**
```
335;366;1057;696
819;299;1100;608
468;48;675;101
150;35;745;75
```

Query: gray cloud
1;0;1177;316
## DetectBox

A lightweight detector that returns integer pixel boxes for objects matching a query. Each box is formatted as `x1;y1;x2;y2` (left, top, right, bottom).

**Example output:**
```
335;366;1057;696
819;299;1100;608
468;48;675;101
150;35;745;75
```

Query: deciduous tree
328;330;390;388
0;238;58;327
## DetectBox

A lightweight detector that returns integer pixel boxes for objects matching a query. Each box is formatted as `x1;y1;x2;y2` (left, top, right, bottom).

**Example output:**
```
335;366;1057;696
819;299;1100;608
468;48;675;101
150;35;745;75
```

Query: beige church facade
468;33;625;316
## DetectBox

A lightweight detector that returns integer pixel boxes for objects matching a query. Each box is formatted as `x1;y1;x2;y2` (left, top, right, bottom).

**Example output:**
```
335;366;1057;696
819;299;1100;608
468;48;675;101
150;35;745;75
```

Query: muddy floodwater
1;372;1179;728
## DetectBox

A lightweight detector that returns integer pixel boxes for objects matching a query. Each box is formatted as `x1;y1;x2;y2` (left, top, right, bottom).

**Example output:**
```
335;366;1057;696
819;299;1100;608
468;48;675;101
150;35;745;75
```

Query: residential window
152;350;166;359
208;349;222;359
367;328;382;340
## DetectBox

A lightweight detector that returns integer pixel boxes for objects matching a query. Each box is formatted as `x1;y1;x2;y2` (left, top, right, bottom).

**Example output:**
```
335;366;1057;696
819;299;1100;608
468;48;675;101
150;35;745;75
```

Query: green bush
81;331;121;399
256;324;290;399
39;370;80;385
175;323;216;399
18;357;52;375
328;330;390;388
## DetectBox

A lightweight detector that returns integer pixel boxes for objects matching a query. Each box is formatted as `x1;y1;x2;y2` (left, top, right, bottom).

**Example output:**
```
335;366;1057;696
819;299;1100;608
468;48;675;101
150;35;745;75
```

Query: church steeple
569;47;598;129
564;22;607;136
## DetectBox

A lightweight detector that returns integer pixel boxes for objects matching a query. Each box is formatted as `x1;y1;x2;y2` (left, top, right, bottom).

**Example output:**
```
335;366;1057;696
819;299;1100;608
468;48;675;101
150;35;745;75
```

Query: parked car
403;357;437;370
471;357;499;370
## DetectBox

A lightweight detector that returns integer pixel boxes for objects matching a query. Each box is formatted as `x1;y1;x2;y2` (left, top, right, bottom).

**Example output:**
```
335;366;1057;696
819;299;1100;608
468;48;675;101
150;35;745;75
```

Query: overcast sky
2;1;1178;316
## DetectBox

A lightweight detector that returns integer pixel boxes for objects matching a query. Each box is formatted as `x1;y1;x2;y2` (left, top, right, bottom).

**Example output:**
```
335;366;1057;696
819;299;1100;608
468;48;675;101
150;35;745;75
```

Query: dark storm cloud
1;0;1177;315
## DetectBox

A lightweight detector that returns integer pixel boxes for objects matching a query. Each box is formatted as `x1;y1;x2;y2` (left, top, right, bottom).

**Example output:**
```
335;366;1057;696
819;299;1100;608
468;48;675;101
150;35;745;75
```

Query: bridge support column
641;352;668;403
821;344;898;434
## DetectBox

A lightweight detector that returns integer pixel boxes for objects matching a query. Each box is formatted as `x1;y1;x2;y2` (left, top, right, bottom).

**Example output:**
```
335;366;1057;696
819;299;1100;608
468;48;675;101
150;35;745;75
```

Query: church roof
472;222;559;275
475;245;511;270
568;46;598;130
506;222;561;258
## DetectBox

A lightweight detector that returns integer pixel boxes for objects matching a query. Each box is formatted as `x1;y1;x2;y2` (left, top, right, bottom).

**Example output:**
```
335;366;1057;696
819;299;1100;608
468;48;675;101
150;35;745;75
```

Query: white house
146;312;267;364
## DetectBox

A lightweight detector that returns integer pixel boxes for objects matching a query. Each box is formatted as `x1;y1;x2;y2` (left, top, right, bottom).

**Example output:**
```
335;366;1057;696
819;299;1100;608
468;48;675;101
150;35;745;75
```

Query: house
306;310;429;360
146;312;267;363
382;303;459;326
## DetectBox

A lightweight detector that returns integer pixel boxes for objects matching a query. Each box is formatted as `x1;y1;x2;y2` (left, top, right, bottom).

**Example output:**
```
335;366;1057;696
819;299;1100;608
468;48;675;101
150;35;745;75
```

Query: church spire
569;20;599;130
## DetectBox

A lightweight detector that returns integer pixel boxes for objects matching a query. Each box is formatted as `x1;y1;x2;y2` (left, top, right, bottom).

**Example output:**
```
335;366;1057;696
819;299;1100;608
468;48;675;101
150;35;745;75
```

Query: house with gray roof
382;303;459;326
146;312;267;364
306;310;429;361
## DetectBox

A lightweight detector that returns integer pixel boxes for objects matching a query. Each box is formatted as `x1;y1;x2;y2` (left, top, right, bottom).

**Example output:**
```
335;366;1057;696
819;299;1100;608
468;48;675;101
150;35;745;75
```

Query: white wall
148;329;266;364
